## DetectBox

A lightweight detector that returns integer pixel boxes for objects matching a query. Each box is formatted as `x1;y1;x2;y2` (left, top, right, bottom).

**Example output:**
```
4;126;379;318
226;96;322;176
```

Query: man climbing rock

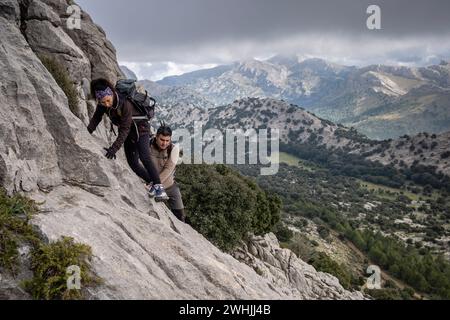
87;78;169;202
148;124;186;222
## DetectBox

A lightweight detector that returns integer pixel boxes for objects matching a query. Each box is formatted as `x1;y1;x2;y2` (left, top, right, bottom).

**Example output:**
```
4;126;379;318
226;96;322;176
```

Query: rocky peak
295;58;348;75
267;54;301;68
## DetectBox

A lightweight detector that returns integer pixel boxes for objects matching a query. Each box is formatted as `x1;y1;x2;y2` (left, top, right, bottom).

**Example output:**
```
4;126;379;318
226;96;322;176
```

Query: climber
86;78;169;202
147;123;186;223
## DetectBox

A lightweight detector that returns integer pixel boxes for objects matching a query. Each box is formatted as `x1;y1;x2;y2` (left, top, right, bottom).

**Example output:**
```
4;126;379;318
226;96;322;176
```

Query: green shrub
38;55;79;114
366;287;415;300
176;164;281;251
352;229;450;299
23;236;101;300
0;188;100;299
285;234;314;261
317;225;331;240
0;188;40;274
273;221;293;243
308;252;356;290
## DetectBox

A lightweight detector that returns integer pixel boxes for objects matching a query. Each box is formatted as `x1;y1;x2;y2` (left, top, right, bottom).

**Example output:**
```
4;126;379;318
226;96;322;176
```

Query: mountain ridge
152;56;450;140
156;97;450;178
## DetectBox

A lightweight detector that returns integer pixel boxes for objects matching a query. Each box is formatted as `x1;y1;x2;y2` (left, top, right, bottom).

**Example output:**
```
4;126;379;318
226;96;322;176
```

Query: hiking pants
124;133;161;185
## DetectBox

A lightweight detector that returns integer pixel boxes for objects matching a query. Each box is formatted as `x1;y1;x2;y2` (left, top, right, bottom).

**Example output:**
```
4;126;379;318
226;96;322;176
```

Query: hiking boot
154;184;169;202
146;183;155;198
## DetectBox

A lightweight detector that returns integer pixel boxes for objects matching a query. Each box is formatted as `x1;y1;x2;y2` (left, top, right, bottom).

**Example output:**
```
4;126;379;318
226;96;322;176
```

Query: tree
176;164;281;251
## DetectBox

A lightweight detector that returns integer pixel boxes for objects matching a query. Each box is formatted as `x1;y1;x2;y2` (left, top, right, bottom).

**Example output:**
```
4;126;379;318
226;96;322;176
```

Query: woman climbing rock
87;78;169;202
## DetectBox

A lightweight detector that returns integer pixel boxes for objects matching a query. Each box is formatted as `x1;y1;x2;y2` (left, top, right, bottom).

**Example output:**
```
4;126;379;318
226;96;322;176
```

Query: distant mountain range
156;97;450;178
138;79;216;110
138;56;450;140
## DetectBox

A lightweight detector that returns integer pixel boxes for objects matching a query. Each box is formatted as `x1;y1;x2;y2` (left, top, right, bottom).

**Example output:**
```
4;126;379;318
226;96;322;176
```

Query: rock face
0;244;33;300
0;0;363;299
233;234;364;299
22;0;123;133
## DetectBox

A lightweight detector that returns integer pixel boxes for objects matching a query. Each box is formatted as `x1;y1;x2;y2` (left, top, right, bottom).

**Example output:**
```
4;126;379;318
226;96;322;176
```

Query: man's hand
103;147;117;160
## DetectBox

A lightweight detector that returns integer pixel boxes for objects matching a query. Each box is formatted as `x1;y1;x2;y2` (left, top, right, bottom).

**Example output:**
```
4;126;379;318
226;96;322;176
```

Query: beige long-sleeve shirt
149;141;180;189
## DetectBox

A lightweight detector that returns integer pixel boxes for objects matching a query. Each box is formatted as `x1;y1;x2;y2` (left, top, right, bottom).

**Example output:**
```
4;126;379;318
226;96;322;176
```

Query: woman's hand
103;147;117;160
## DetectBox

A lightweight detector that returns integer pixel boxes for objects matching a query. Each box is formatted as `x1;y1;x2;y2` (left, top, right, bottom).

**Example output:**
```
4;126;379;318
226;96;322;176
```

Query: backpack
115;79;156;121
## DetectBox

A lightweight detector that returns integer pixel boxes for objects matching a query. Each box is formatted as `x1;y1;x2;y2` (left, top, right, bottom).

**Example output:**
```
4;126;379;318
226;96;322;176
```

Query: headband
95;87;113;100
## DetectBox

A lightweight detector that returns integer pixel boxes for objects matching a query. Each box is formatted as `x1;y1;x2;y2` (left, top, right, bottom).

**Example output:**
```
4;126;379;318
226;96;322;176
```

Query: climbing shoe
150;184;169;202
146;183;155;198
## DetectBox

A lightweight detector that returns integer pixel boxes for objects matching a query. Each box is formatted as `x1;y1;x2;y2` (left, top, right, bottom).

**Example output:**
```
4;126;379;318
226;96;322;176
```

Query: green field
271;152;440;202
269;152;316;171
357;179;438;201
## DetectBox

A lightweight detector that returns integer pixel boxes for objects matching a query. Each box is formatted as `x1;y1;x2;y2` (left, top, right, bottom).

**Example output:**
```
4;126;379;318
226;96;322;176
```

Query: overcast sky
76;0;450;81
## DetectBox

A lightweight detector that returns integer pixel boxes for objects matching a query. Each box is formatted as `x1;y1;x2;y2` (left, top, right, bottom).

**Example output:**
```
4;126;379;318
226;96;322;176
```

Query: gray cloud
76;0;450;79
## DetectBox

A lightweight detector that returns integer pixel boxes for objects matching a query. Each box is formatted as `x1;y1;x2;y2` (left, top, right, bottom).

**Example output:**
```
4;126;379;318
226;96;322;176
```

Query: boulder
25;19;91;83
27;0;61;26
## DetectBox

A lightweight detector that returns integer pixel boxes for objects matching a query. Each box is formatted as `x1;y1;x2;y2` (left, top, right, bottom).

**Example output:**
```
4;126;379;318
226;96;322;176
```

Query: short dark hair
157;124;172;137
90;78;116;99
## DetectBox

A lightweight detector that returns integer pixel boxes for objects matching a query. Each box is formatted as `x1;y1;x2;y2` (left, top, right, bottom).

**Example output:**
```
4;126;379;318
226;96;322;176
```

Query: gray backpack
115;79;156;121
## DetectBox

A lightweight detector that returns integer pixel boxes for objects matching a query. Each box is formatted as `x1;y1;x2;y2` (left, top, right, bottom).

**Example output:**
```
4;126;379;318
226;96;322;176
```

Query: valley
156;96;450;299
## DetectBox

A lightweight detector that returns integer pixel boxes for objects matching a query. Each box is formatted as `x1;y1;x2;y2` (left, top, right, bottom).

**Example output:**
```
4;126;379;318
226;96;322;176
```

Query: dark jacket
87;93;150;153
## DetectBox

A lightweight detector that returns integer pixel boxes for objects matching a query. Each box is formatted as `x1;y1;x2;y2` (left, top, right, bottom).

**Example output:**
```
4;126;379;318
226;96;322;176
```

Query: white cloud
119;31;450;66
78;0;450;80
119;31;450;80
120;61;218;81
165;62;218;78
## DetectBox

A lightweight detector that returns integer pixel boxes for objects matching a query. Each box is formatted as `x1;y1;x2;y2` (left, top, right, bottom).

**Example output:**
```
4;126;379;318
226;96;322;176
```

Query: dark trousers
165;184;186;222
124;133;161;185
